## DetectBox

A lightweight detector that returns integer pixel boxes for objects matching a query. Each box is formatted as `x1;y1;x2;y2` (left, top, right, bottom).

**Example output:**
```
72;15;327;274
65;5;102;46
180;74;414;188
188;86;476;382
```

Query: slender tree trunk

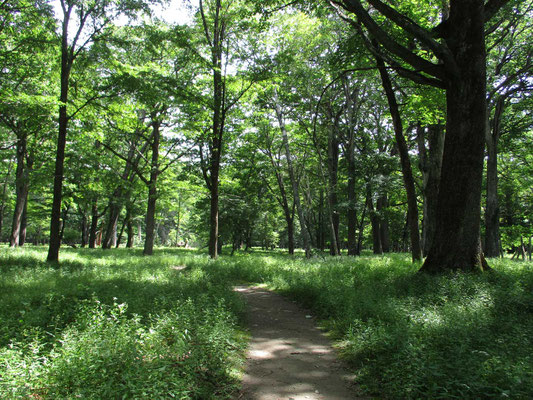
19;194;28;246
126;217;134;248
144;121;161;256
356;200;367;255
347;154;358;255
274;89;311;258
80;213;88;247
377;194;390;252
485;97;504;257
48;13;72;262
10;133;29;247
327;129;341;255
89;199;98;248
422;2;489;272
0;160;14;241
375;53;422;261
367;185;382;254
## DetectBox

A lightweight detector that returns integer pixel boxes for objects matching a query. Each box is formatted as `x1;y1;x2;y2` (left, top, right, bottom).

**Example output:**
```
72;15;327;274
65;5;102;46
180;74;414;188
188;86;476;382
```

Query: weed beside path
0;247;247;399
220;252;533;399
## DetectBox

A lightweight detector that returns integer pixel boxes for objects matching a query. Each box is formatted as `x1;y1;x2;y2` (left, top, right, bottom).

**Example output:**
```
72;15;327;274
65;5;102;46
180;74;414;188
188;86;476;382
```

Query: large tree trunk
126;217;134;248
10;133;29;247
375;53;422;262
143;121;161;256
417;123;445;256
484;97;504;257
421;2;489;272
208;49;223;259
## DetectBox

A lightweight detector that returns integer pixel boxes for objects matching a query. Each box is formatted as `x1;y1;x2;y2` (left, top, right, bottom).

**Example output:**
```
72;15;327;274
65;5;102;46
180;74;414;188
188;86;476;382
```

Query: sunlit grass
0;246;246;399
1;246;532;399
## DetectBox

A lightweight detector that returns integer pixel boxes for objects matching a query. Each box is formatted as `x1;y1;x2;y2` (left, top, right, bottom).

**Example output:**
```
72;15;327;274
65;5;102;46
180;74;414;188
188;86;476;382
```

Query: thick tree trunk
126;217;134;248
143;121;161;256
484;97;504;257
375;53;422;262
421;2;489;272
10;134;29;247
417;124;445;256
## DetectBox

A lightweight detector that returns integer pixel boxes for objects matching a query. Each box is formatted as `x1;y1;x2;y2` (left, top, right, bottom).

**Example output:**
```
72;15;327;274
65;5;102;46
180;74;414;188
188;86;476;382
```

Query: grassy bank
0;246;246;399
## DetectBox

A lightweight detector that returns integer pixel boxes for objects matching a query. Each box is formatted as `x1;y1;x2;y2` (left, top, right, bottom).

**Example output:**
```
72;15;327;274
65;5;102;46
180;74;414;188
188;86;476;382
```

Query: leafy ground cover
220;251;533;399
1;246;532;399
0;246;246;399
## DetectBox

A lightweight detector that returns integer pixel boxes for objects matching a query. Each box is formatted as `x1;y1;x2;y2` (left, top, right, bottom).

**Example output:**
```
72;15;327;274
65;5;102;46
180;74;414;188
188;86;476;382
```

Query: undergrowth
0;246;246;399
1;246;532;399
220;251;533;399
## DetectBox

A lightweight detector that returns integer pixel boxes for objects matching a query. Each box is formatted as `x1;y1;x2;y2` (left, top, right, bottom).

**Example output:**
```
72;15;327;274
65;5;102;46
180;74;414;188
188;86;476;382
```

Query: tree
47;0;150;262
331;0;513;271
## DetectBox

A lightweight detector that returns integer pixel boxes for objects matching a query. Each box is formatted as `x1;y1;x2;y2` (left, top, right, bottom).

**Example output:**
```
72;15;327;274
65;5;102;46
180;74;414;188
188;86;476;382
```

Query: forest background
1;1;533;398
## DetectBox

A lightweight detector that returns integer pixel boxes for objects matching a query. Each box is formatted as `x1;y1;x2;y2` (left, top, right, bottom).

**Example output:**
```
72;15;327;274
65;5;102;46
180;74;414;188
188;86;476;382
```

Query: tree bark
347;153;359;255
0;160;13;242
89;199;98;249
484;96;504;257
375;53;422;261
143;120;161;256
367;185;382;254
10;133;29;247
19;193;28;246
421;1;489;272
377;194;390;252
274;88;312;258
327;127;341;255
47;7;73;262
417;123;445;255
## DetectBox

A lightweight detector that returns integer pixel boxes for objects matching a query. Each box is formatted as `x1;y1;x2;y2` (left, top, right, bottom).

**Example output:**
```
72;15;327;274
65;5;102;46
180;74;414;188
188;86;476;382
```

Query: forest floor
235;285;363;400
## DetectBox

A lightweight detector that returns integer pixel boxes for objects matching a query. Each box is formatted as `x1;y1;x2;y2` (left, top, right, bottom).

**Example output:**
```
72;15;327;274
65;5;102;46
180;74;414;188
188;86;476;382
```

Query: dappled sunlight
237;286;359;399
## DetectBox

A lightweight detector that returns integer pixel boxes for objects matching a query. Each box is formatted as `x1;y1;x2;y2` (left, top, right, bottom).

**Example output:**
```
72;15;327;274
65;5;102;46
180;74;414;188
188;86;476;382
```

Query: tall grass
0;246;246;399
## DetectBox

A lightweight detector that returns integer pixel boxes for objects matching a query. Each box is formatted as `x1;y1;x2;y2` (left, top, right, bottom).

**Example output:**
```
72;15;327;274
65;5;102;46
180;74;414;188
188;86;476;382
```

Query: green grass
1;246;532;399
220;251;533;399
0;246;247;399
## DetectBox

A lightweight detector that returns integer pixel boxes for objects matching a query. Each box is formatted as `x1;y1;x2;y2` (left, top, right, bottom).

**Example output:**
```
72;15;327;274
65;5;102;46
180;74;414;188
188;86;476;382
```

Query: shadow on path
235;286;364;400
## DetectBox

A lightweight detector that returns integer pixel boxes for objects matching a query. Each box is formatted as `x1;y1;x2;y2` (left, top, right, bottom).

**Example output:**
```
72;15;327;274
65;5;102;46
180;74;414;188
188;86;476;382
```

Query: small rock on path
235;286;362;400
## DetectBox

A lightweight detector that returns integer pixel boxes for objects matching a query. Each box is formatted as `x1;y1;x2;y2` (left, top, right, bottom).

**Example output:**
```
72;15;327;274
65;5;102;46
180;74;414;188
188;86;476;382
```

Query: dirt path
235;286;361;400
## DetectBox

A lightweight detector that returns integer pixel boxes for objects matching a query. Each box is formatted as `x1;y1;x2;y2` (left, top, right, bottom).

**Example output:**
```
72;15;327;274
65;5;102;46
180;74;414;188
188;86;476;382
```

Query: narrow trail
235;286;362;400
